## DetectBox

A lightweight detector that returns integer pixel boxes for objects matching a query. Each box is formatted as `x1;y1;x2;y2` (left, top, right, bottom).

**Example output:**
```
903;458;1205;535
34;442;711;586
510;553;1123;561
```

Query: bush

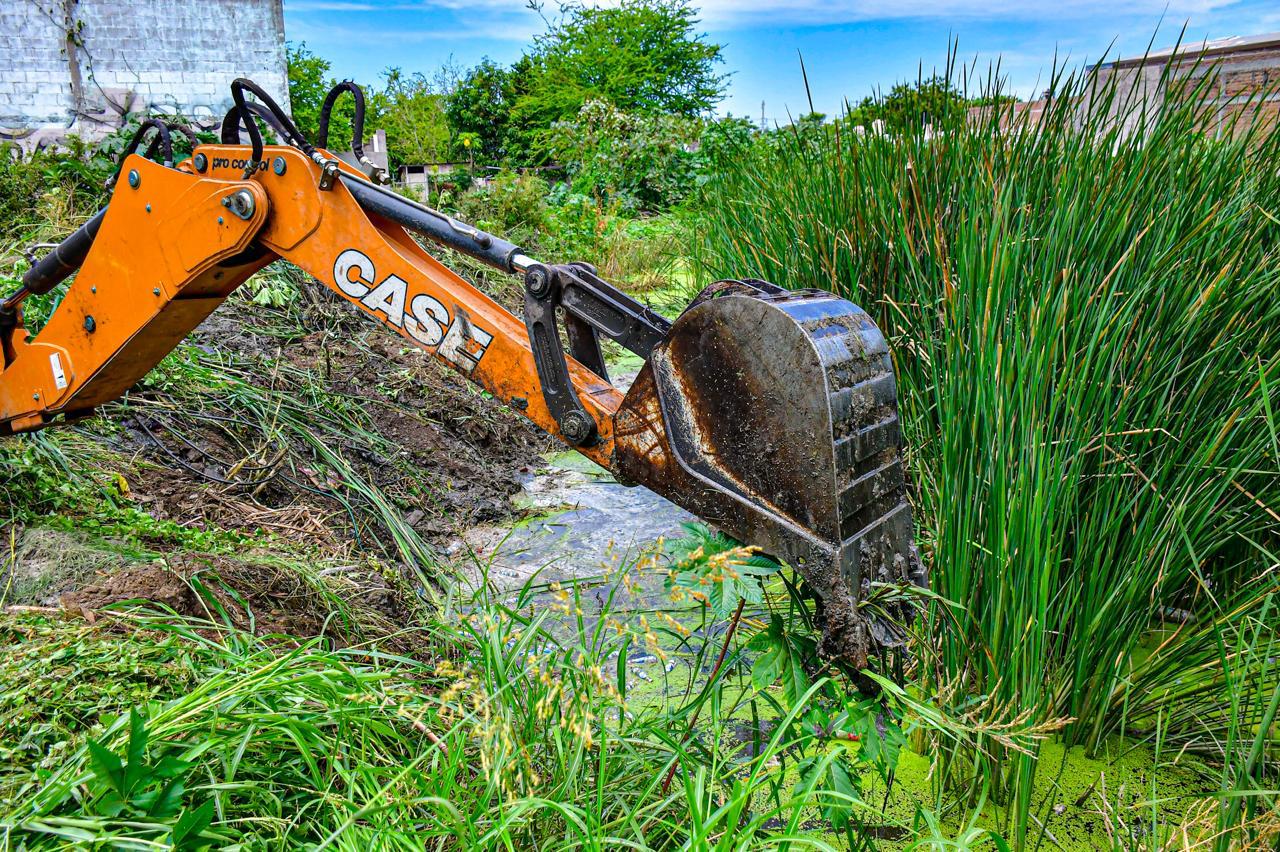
546;100;700;211
455;171;549;244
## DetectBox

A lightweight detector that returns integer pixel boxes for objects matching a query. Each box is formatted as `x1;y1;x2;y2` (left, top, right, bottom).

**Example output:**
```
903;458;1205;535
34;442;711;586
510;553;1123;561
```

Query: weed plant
0;548;956;849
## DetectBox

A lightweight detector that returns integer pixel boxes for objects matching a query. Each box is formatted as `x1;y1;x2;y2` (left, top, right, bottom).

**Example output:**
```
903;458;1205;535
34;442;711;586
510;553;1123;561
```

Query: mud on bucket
612;279;926;669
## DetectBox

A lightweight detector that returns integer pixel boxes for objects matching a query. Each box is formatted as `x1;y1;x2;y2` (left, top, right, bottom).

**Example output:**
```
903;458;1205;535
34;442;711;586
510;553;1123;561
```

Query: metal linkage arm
518;261;672;445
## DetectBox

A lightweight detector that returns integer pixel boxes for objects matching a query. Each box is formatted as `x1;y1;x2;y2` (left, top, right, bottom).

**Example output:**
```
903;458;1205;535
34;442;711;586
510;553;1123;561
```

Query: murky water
451;449;693;587
450;357;695;588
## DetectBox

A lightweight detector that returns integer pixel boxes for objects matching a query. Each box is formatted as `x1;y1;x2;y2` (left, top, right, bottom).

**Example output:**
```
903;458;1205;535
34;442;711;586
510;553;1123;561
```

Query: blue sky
282;0;1280;123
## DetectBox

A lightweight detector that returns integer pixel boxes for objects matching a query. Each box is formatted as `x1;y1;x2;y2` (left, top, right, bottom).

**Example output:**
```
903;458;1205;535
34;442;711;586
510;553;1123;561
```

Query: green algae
612;613;1217;850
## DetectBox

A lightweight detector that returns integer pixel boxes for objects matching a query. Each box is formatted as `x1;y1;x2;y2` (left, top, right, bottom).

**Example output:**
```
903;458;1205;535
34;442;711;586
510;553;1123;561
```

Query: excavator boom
0;82;923;667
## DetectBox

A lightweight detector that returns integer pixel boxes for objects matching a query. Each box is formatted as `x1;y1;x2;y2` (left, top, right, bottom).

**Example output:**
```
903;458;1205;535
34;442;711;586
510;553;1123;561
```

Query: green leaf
123;708;149;794
145;776;188;818
780;643;810;708
824;759;860;829
172;799;216;849
87;740;124;795
751;636;784;691
616;634;629;699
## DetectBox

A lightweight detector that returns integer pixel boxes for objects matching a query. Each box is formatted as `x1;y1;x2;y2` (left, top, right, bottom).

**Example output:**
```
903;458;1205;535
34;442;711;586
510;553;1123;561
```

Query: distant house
397;162;478;195
1091;32;1279;138
969;32;1280;138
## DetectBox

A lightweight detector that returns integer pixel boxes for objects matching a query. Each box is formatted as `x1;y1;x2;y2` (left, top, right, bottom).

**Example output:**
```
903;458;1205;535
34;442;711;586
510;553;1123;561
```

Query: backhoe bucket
613;281;924;667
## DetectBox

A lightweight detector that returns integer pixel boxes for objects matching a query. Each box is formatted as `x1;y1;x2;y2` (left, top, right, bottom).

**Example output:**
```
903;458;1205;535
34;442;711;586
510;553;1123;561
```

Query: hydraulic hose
145;122;199;163
317;81;367;159
119;118;174;170
219;100;305;147
229;78;317;178
317;81;386;182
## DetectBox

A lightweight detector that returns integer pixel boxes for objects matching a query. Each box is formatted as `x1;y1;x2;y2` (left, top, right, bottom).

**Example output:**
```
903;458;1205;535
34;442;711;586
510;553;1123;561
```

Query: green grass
689;51;1280;846
0;554;957;850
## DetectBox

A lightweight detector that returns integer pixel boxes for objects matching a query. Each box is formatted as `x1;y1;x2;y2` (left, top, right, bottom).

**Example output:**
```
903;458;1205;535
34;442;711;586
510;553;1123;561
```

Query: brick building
971;32;1279;137
1092;32;1280;138
1;0;289;154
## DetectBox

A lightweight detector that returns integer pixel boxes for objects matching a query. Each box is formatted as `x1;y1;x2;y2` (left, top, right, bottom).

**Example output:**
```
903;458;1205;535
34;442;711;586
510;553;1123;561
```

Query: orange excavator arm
0;81;923;667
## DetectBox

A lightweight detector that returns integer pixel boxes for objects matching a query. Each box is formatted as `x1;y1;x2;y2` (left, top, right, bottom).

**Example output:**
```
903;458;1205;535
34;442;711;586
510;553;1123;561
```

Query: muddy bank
115;287;549;547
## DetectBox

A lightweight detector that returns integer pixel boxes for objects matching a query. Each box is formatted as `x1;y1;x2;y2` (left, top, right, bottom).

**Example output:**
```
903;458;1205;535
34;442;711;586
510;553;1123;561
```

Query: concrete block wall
1;0;288;153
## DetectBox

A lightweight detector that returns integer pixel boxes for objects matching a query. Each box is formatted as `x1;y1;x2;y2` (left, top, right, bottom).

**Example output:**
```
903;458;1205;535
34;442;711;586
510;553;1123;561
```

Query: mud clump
61;565;195;617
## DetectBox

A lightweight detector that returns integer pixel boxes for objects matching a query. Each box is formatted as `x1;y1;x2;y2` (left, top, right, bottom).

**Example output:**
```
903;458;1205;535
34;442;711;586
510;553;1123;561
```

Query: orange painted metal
2;146;622;465
200;145;623;467
1;155;268;432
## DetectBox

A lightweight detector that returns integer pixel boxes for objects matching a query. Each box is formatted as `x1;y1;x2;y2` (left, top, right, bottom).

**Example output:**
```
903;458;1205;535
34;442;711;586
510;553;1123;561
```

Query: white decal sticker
439;310;494;373
334;249;375;298
330;249;495;371
361;274;408;327
406;294;450;347
49;352;67;390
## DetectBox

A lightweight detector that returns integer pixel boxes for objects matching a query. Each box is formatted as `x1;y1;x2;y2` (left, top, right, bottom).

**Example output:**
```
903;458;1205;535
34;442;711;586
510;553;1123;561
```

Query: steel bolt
218;216;224;225
272;156;287;175
560;411;594;444
223;189;256;220
153;287;161;296
83;315;96;333
127;169;140;189
193;153;208;172
525;268;550;297
145;203;151;213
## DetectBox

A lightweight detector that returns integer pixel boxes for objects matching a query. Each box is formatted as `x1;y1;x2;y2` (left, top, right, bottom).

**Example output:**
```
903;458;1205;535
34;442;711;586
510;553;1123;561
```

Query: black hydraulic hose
119;118;174;169
340;172;524;273
317;81;367;159
15;207;108;299
229;78;317;178
145;122;199;163
219;100;303;147
167;122;200;151
229;81;264;177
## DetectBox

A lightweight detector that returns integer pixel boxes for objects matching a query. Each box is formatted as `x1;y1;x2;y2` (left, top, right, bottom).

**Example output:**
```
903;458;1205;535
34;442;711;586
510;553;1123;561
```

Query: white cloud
287;0;1238;26
689;0;1234;27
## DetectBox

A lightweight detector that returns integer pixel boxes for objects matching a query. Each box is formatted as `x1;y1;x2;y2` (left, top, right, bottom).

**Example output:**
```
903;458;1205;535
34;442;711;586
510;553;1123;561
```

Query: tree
445;59;519;164
528;0;725;117
849;75;967;134
379;68;451;169
514;0;726;159
286;42;358;147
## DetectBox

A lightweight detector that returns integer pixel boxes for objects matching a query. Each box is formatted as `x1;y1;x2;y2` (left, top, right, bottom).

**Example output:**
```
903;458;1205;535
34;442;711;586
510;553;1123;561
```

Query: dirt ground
59;555;408;641
126;283;547;545
4;270;549;633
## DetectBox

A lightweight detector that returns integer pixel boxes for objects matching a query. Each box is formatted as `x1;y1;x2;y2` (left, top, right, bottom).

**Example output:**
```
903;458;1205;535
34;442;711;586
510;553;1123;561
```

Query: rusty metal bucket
613;280;925;668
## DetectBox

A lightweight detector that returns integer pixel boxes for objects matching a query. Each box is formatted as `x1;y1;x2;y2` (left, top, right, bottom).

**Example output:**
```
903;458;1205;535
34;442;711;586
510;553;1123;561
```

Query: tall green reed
690;46;1280;838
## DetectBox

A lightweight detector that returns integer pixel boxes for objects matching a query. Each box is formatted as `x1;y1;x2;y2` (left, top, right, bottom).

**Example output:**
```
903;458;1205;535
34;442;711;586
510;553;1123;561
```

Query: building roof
1100;32;1280;69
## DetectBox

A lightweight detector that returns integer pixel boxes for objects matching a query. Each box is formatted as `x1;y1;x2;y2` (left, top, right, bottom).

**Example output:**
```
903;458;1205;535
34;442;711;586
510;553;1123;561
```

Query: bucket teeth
612;280;924;669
